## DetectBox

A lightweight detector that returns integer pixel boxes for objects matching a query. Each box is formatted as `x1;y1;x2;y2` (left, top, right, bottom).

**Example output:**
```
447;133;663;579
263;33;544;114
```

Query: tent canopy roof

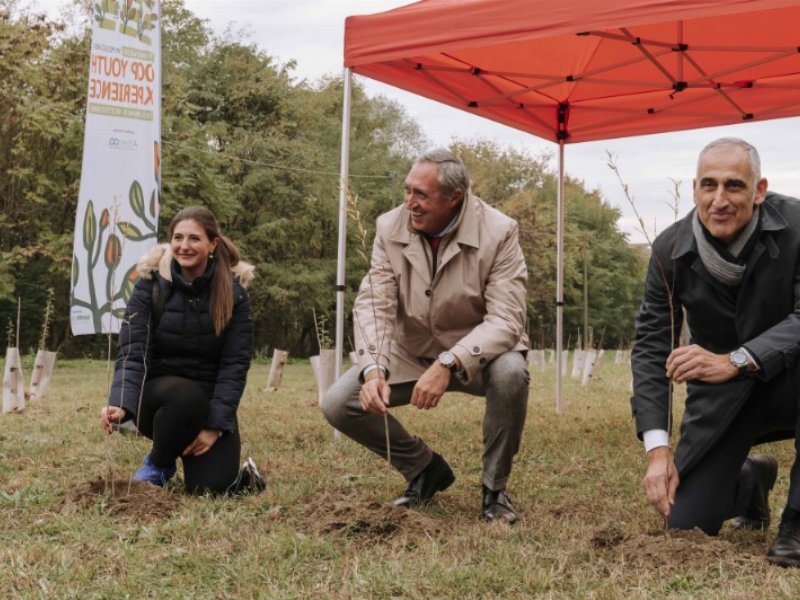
344;0;800;143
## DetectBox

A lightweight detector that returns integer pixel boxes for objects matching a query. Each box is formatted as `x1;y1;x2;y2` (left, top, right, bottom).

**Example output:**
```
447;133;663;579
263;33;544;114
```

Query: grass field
2;356;800;599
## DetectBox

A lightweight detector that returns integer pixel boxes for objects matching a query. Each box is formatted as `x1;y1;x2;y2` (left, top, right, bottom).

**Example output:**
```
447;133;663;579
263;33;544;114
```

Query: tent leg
333;68;352;438
556;140;565;414
335;68;352;380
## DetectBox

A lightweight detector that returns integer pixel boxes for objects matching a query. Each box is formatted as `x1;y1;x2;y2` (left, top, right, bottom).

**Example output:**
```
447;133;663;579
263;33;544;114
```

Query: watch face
730;349;748;367
439;350;456;373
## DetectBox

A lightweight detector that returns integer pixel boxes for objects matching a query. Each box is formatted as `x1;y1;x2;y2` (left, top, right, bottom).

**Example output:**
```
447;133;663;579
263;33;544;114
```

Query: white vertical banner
70;0;161;335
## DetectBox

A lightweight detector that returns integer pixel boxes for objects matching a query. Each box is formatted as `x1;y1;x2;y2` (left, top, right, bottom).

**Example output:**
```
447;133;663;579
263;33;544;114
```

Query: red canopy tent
334;0;800;409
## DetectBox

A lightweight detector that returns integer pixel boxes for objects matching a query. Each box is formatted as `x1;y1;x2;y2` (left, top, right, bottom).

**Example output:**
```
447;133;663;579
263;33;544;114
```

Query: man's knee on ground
668;516;722;536
184;473;235;496
668;497;725;535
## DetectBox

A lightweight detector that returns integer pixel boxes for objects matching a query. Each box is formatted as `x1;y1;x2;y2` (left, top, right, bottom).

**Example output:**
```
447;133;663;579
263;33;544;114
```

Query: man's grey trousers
322;351;529;491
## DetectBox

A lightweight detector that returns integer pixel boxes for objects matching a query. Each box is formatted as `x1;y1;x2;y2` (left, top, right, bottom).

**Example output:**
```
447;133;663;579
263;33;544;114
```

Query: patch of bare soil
300;489;445;545
64;475;179;519
591;527;764;570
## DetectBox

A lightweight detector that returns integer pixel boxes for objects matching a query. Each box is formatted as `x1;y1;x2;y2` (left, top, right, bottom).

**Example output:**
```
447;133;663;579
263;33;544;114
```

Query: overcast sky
30;0;800;243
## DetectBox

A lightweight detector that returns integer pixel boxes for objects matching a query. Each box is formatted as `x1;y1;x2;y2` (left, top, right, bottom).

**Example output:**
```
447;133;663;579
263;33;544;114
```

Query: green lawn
1;357;798;598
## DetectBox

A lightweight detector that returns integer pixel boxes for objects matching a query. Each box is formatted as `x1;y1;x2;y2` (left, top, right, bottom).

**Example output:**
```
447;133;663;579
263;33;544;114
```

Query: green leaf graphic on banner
118;221;145;241
95;0;118;29
113;307;127;319
106;265;115;301
130;180;145;218
149;189;158;220
72;255;79;286
83;201;96;252
120;263;138;302
104;234;121;270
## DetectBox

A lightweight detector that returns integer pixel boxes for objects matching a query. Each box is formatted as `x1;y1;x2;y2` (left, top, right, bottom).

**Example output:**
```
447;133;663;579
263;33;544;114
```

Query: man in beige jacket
323;148;529;523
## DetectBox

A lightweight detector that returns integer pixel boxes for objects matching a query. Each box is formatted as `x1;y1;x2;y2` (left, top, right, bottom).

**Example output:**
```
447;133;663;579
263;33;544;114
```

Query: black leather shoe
394;452;455;508
730;455;778;530
482;485;517;524
767;508;800;567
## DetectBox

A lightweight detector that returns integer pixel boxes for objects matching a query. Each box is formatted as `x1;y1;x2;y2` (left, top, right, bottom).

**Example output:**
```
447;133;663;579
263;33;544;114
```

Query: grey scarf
692;206;760;286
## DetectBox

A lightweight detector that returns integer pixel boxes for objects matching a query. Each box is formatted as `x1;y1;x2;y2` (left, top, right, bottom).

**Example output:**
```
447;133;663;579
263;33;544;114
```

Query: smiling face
693;144;767;243
404;161;463;235
170;218;218;281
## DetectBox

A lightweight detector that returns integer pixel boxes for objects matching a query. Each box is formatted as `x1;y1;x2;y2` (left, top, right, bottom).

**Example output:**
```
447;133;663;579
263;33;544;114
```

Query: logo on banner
108;137;138;150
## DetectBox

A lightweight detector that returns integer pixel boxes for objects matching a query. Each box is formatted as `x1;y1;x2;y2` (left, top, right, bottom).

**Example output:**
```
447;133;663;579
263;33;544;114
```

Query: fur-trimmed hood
136;243;255;288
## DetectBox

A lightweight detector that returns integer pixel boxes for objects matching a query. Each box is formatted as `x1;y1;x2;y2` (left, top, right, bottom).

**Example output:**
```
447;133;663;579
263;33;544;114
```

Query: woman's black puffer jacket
108;244;254;433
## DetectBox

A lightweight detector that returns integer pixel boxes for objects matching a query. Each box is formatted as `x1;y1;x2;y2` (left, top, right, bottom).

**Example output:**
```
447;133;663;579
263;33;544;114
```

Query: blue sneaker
133;454;176;487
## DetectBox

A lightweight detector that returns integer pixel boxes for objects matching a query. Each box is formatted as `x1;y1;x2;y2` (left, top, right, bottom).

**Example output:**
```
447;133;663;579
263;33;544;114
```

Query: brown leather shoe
482;485;517;524
394;452;455;508
731;455;778;530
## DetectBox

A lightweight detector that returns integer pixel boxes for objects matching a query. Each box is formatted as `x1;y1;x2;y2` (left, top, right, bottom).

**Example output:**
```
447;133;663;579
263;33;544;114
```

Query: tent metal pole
556;140;565;414
335;68;353;382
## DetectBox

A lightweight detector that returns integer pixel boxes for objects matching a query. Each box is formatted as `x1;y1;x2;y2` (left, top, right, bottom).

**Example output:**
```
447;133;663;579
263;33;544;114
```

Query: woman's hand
182;429;222;457
100;406;126;434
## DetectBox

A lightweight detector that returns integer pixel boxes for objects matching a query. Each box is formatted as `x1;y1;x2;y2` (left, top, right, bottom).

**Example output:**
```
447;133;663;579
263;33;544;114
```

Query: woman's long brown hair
169;206;241;336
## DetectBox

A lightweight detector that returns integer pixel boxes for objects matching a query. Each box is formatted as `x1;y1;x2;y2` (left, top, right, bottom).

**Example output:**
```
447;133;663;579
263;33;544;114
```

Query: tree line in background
0;0;647;358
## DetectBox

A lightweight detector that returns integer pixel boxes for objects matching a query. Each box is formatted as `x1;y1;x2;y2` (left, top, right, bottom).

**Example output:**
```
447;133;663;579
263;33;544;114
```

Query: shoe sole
394;471;456;508
483;516;518;525
482;510;517;525
767;554;800;568
730;517;769;531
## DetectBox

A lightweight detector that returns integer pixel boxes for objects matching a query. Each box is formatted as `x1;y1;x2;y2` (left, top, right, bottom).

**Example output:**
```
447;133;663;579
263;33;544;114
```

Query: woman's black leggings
137;375;240;494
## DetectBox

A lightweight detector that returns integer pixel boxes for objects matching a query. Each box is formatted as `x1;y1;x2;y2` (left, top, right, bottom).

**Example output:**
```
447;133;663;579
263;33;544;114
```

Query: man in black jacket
631;137;800;566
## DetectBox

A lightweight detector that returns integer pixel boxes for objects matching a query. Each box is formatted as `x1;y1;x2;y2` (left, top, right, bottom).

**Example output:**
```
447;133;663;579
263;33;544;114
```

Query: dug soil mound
592;527;764;570
300;489;445;544
65;475;180;519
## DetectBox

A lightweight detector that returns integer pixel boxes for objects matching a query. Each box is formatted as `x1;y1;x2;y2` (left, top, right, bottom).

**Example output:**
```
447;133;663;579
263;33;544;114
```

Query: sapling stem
607;152;681;535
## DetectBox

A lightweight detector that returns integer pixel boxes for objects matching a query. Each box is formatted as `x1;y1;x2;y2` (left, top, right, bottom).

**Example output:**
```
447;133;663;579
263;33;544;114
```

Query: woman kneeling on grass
100;206;255;494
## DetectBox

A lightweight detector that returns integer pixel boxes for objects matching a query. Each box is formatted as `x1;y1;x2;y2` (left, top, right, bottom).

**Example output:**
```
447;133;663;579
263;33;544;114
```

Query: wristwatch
729;347;749;374
438;351;458;373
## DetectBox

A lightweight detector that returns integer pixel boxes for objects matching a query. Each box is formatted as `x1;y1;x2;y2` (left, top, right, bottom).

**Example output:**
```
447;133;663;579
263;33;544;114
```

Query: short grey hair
697;137;761;182
414;148;470;199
